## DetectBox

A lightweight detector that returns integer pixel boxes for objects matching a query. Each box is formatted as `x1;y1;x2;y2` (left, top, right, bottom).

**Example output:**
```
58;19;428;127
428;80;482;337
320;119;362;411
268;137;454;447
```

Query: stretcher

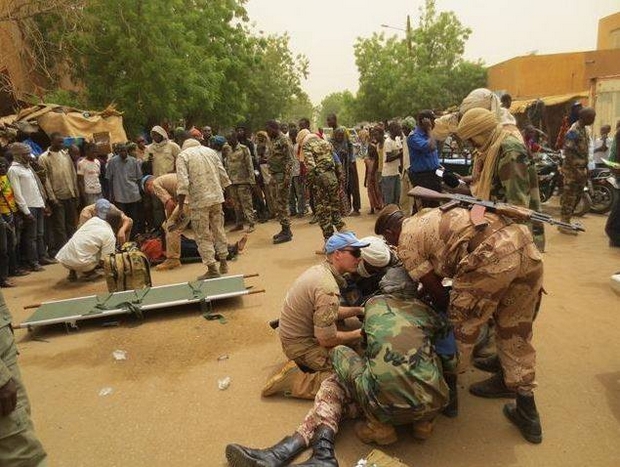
14;274;263;330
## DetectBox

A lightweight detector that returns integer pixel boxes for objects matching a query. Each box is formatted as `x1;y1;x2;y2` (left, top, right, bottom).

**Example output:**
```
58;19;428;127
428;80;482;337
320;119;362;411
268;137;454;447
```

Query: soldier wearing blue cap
262;231;369;400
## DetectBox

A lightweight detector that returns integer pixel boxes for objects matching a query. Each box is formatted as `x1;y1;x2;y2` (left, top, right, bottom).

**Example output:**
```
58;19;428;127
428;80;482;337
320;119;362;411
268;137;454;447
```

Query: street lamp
380;15;412;56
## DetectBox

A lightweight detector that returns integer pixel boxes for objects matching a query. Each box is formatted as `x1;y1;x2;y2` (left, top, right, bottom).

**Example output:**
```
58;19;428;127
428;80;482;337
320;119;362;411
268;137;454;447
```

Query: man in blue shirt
407;110;442;209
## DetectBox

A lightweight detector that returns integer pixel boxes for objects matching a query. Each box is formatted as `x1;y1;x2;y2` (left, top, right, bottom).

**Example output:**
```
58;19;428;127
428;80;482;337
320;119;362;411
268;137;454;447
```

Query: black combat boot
225;433;306;467
272;227;284;240
273;226;292;244
473;354;502;373
441;372;458;418
503;393;543;444
469;371;516;399
293;425;338;467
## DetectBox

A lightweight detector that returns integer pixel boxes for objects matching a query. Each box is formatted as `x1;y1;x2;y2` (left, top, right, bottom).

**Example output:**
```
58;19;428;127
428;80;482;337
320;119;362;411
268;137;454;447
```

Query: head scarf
181;138;201;150
212;135;226;147
457;108;509;200
150;126;169;148
379;266;418;297
189;127;203;139
357;236;392;278
460;88;502;121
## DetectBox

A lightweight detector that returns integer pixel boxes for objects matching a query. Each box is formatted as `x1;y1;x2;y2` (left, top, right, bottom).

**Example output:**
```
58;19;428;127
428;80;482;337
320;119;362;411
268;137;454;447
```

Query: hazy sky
245;0;619;104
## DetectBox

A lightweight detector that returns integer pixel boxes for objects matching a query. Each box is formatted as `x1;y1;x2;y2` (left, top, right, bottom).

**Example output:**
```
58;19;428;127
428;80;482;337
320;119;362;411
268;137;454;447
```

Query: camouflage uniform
399;207;543;394
176;144;231;266
302;137;346;239
561;122;589;222
0;292;47;467
331;294;450;424
223;143;256;226
268;133;293;228
489;135;545;252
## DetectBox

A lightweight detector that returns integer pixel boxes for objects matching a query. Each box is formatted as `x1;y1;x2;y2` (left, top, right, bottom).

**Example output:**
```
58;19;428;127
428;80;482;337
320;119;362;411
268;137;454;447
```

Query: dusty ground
4;196;620;467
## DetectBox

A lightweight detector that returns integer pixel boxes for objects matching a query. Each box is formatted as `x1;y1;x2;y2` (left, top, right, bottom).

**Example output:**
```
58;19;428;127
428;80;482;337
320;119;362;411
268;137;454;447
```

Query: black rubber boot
293;425;338;466
503;393;543;444
225;433;306;467
442;373;458;418
273;226;292;244
473;354;502;373
469;372;516;399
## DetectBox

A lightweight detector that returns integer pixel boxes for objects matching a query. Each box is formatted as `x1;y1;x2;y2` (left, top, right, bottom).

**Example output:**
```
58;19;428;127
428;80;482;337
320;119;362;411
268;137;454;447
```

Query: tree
352;0;486;121
317;91;356;127
29;0;309;135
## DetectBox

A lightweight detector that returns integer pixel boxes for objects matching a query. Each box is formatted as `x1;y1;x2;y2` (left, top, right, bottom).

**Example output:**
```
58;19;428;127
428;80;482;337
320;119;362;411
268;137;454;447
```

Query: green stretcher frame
15;275;254;330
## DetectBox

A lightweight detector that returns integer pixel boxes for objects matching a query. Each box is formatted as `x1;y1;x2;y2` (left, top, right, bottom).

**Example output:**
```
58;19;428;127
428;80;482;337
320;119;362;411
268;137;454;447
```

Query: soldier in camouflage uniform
222;131;256;233
265;120;294;244
297;128;347;241
457;107;546;251
560;107;596;235
0;291;47;467
375;204;544;444
225;267;452;467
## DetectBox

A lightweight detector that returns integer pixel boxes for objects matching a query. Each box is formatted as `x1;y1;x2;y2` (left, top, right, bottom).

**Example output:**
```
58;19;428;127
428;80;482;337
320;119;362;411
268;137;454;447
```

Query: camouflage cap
374;204;403;235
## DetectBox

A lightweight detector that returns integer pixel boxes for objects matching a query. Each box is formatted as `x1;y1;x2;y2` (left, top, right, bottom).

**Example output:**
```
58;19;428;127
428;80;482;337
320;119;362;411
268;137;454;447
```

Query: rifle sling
468;219;508;253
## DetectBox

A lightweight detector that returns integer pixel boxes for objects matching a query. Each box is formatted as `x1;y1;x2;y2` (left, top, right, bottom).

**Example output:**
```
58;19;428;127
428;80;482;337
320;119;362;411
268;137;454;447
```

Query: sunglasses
340;248;361;258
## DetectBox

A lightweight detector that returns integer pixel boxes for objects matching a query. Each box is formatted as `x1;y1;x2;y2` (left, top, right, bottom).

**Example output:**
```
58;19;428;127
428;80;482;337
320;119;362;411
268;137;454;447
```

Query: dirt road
5;202;620;467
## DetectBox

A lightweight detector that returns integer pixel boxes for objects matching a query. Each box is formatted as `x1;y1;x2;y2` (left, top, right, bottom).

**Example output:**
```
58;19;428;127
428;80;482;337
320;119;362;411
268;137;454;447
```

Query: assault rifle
408;186;585;232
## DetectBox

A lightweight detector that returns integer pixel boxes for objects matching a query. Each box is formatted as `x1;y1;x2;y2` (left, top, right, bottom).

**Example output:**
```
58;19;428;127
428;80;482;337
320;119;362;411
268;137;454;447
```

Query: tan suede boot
155;259;182;271
354;418;398;445
261;361;301;397
412;419;435;440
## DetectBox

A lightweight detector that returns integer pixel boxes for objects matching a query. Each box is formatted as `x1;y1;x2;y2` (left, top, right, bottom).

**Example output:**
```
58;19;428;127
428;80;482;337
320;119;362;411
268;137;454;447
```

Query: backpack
103;242;152;293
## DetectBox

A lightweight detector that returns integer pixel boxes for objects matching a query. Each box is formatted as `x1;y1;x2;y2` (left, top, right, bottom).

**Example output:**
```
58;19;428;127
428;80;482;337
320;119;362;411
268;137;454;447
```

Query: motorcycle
536;151;591;217
588;166;619;214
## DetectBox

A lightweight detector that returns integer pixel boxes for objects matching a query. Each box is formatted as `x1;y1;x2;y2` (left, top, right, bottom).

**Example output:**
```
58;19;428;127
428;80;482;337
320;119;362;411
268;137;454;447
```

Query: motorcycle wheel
574;192;592;217
590;182;618;214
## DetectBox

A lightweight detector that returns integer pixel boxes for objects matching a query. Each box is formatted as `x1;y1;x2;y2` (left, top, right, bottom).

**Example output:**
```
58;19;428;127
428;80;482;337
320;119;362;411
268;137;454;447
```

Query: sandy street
4;198;620;467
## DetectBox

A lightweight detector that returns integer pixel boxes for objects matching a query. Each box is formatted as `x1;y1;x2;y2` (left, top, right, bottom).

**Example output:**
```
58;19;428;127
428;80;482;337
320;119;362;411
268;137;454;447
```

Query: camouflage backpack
103;242;152;293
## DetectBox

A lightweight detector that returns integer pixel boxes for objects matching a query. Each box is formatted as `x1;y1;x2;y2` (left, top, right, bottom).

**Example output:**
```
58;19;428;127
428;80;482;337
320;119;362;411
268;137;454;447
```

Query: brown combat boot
354;418;398;445
412;419;435;440
155;259;182;271
197;264;220;280
219;259;228;274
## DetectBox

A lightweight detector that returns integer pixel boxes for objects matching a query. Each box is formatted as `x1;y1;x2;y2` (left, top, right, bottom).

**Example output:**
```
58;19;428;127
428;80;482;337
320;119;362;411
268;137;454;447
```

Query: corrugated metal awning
510;92;589;113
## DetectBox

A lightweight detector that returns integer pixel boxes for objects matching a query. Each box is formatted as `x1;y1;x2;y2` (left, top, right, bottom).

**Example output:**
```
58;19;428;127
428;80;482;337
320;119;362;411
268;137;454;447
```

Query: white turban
357;236;391;278
460;88;502;121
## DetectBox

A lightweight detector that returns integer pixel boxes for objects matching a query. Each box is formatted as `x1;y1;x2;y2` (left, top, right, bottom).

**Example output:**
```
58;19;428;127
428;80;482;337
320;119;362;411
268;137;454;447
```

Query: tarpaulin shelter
509;92;589;147
12;103;128;144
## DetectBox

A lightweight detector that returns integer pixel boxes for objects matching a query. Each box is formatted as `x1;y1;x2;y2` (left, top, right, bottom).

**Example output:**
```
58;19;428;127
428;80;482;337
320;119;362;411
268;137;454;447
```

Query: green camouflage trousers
0;326;47;467
295;374;358;445
450;242;543;394
228;184;256;226
560;165;588;222
270;175;291;227
331;345;446;425
311;171;346;239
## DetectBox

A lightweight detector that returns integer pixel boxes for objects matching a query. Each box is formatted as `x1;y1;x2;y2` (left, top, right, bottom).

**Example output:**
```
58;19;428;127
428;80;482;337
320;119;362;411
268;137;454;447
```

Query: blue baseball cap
324;232;370;254
94;199;111;219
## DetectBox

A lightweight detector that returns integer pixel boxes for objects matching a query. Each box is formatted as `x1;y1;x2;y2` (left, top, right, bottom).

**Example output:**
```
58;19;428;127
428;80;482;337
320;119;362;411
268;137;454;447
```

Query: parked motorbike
589;167;619;214
536;151;591;217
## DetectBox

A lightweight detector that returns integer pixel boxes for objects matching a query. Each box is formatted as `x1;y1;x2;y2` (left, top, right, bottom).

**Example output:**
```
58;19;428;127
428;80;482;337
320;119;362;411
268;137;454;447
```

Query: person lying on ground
226;267;453;467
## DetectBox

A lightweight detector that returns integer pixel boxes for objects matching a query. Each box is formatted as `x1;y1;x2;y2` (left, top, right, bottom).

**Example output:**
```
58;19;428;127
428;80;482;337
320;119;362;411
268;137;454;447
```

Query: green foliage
39;89;84;109
353;0;486;122
36;0;308;136
317;91;356;127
